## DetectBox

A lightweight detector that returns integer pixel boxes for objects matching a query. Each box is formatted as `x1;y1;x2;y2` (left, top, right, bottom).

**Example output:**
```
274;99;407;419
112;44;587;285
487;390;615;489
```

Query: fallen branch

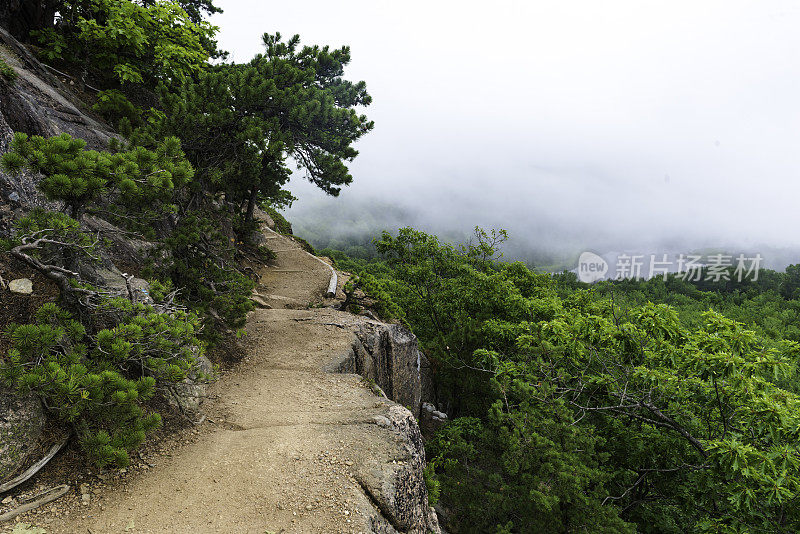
0;436;70;494
0;484;70;523
41;62;101;92
10;235;100;303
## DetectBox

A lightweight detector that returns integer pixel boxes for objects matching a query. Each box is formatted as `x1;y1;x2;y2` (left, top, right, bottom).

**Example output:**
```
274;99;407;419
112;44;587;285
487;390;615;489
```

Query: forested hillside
329;228;800;533
0;0;371;470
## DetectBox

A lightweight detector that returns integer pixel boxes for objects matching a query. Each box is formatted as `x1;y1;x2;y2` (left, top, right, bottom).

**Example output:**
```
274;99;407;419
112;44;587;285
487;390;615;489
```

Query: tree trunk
244;185;258;223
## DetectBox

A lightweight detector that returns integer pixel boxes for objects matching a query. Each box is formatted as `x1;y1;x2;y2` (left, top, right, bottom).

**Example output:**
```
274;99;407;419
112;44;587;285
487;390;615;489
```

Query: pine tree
1;298;204;468
1;132;193;219
138;32;374;221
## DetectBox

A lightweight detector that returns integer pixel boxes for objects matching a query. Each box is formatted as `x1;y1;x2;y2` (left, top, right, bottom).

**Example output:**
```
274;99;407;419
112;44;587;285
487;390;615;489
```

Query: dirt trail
37;229;406;534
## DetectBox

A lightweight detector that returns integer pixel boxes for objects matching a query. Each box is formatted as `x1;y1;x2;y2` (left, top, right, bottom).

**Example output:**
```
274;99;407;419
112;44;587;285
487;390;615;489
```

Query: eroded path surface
43;229;409;534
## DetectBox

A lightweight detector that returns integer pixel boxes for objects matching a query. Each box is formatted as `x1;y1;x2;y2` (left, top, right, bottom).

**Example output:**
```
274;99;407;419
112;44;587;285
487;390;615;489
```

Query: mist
212;1;800;271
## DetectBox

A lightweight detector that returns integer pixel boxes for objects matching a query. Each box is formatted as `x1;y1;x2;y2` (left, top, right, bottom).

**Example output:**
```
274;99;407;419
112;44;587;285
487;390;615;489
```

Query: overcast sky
212;1;800;259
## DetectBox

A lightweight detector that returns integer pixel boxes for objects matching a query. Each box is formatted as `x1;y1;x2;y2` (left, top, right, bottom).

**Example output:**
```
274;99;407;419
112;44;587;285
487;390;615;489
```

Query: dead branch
0;436;70;494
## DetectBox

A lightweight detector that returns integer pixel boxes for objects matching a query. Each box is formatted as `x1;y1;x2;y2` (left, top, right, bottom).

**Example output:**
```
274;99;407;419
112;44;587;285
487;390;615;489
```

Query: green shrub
1;132;193;220
292;235;315;255
31;0;215;88
423;461;440;506
255;245;277;262
162;211;255;335
341;271;405;322
147;277;175;302
93;89;143;129
1;301;203;467
0;57;17;82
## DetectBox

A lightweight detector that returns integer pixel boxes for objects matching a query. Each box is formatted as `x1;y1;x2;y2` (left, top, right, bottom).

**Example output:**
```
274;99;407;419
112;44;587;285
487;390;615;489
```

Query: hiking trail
26;223;438;534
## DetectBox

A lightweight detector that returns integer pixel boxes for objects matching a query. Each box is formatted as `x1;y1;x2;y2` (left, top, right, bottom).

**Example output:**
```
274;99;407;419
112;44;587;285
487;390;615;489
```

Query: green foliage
427;413;631;533
93;89;143;129
165;0;222;24
8;210;99;272
254;245;277;262
10;208;92;245
593;270;800;345
0;57;17;81
292;236;315;255
324;228;800;532
341;271;405;322
136;32;373;221
1;132;192;220
1;301;203;467
781;264;800;300
146;277;174;302
266;207;293;235
423;461;441;506
32;0;217;88
161;211;255;334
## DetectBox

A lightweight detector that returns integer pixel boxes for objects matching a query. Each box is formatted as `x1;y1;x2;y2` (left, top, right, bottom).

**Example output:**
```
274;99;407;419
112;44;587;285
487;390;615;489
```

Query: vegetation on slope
0;0;372;467
330;228;800;533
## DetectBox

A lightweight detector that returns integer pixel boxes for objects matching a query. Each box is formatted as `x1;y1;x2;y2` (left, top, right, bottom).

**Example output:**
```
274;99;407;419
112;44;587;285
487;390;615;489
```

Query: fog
212;1;800;270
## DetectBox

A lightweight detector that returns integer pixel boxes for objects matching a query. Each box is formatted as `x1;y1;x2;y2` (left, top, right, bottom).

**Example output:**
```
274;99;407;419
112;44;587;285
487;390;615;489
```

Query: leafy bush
340;271;405;322
1;301;203;467
423;461;440;506
162;212;255;334
266;206;293;235
334;227;800;532
292;235;315;255
93;89;143;129
32;0;216;88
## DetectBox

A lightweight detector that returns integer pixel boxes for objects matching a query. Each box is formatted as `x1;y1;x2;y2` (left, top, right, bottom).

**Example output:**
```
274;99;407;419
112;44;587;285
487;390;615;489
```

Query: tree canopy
137;32;373;220
332;228;800;533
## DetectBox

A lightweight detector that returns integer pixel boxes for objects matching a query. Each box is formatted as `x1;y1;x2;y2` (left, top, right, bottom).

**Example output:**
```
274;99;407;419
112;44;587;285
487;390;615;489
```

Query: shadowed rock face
0;27;116;236
420;402;448;437
325;318;427;417
319;315;443;532
0;28;115;148
0;389;45;481
355;322;423;417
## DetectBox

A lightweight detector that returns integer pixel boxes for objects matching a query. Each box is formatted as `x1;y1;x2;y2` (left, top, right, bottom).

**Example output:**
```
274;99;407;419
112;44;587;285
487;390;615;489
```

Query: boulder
126;276;155;306
82;215;157;267
353;322;423;417
324;316;429;417
164;355;214;420
0;390;46;482
317;311;442;531
75;249;154;306
8;278;32;294
355;405;441;534
420;402;448;437
252;206;276;230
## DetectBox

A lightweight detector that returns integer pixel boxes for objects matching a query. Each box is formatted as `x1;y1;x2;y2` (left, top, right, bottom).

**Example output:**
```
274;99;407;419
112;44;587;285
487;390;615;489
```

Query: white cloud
212;0;800;254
